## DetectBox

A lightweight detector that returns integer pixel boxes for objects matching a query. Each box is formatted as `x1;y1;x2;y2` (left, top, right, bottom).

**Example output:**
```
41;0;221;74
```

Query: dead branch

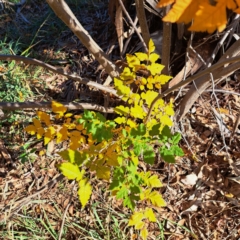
46;0;119;78
135;0;150;48
177;39;240;121
0;54;118;97
0;102;114;113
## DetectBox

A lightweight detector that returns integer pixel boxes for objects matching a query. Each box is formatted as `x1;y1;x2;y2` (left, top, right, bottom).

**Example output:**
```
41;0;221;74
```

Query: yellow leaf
37;111;51;126
165;104;174;116
130;104;145;119
135;52;148;61
225;193;234;198
52;101;67;117
148;191;166;207
39;150;45;156
140;227;148;240
19;91;24;101
144;208;157;222
120;67;136;81
141;91;158;107
114;78;131;99
105;146;119;167
159;115;173;126
131;154;139;166
25;119;45;139
222;0;236;10
115;105;130;116
147;63;165;76
126;119;137;128
148;39;155;54
161;0;195;23
154;74;172;85
69;132;86;150
64;113;73;118
126;54;140;68
58;162;84;181
58;149;84;164
149;53;160;63
114;116;126;124
148;174;163;188
78;178;92;208
95;160;111;180
128;211;144;229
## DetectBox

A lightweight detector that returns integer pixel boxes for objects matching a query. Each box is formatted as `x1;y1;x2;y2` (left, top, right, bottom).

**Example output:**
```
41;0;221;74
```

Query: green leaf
85;120;115;142
78;178;92;208
149;123;161;136
109;167;125;190
133;142;142;156
95;112;106;122
130;185;141;195
116;185;128;199
160;125;172;139
130;123;146;137
172;132;181;144
58;162;84;181
82;110;95;120
123;195;136;210
58;149;84;165
171;145;184;156
122;128;128;137
160;147;175;163
143;146;155;164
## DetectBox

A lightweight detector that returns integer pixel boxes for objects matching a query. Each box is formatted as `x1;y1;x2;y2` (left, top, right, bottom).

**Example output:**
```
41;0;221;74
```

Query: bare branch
0;102;114;113
46;0;119;78
0;54;118;97
135;0;150;48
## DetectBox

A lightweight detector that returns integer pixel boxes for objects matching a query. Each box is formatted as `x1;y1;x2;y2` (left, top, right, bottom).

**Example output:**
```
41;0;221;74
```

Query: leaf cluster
25;39;184;239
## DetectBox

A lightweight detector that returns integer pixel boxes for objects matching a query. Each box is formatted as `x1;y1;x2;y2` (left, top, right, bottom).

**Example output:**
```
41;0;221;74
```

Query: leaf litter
0;0;240;239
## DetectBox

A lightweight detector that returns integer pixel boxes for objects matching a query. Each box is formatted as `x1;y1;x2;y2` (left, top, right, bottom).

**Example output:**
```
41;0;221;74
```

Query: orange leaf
157;0;175;7
33;119;42;128
44;126;56;145
24;125;37;135
56;125;68;143
52;101;67;117
37;111;51;126
189;2;227;33
159;0;237;33
162;0;194;23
